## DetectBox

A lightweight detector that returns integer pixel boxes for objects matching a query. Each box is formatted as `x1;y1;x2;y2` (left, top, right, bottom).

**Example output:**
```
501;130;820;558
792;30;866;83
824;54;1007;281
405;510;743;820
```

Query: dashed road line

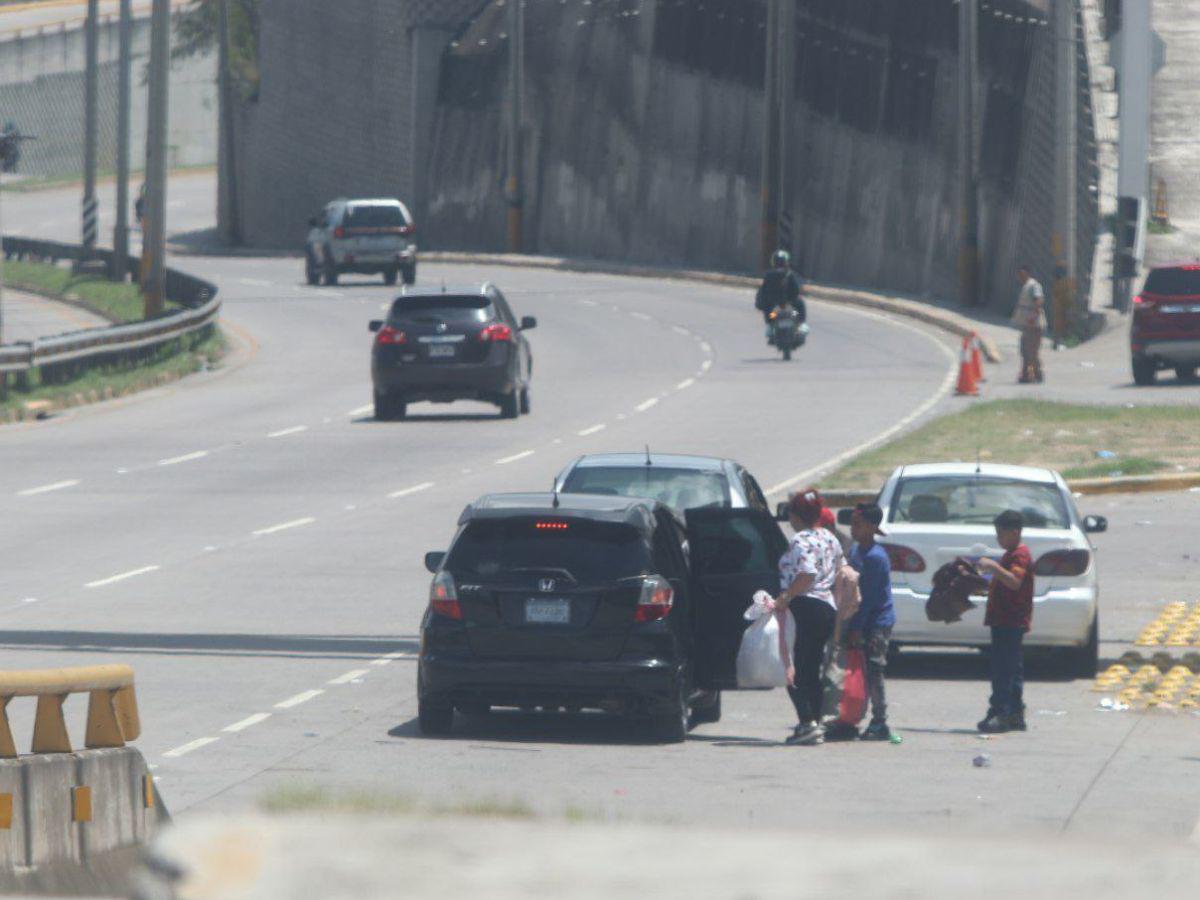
275;689;324;709
580;299;598;307
327;669;370;685
672;325;690;336
631;312;651;321
699;341;712;354
676;378;696;391
162;737;218;758
388;481;435;499
223;713;271;733
578;424;606;436
347;404;374;417
252;517;317;537
85;565;160;589
700;360;713;373
496;450;535;465
17;479;80;497
158;450;208;467
268;425;308;439
370;651;411;667
635;398;659;413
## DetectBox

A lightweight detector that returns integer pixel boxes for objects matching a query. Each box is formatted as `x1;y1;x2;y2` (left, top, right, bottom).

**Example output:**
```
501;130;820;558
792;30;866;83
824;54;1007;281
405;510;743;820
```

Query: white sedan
859;463;1106;676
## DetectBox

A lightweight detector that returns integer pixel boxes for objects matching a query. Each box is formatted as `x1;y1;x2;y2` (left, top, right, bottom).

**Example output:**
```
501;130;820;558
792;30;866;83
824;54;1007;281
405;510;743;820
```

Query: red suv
1131;264;1200;385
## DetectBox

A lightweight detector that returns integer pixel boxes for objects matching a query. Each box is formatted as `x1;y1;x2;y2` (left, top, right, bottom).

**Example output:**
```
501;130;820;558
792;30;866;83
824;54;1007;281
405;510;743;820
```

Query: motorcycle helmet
771;249;790;269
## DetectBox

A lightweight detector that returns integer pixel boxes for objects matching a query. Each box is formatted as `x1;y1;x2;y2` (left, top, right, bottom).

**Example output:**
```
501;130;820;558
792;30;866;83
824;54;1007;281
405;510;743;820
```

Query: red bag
836;647;868;726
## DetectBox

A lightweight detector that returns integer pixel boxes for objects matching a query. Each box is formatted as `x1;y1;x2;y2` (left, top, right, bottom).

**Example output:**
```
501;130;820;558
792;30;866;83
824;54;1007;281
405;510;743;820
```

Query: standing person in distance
847;503;896;741
775;488;844;746
976;510;1034;734
1014;265;1047;384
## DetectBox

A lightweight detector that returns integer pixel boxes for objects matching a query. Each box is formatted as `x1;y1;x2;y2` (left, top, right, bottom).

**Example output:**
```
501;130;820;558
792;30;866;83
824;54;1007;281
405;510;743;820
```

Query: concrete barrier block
20;754;79;868
74;749;146;860
0;759;28;871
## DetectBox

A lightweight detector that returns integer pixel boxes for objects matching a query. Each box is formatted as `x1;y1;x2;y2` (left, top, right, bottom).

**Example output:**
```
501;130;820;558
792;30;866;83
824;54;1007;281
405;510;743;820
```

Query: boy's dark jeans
863;627;892;724
988;626;1026;717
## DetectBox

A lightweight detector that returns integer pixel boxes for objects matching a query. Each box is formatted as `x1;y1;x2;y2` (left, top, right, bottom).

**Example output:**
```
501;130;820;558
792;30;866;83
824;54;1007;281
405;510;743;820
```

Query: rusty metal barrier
0;665;140;758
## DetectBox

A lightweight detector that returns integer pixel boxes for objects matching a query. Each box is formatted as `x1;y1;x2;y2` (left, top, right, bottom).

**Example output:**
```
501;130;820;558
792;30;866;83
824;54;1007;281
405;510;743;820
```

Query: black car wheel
1175;365;1197;383
383;268;398;286
304;252;319;286
418;698;454;736
499;391;519;419
519;387;531;415
650;677;690;744
1061;613;1099;679
374;391;406;421
688;690;721;727
402;263;417;286
1132;356;1156;386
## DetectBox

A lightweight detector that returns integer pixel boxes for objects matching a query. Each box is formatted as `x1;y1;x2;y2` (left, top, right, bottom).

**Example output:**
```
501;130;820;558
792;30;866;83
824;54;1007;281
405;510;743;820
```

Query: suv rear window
345;205;407;228
890;476;1070;529
562;466;730;511
1143;266;1200;296
446;518;652;584
390;296;492;324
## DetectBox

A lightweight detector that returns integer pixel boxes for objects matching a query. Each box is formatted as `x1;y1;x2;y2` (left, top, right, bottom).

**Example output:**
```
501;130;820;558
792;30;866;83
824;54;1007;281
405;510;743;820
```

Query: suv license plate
525;598;570;625
428;344;456;359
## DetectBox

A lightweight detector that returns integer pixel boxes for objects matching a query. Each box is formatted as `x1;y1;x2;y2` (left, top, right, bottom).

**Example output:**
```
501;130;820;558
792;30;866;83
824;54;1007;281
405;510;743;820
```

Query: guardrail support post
32;694;72;754
0;697;16;759
85;690;126;749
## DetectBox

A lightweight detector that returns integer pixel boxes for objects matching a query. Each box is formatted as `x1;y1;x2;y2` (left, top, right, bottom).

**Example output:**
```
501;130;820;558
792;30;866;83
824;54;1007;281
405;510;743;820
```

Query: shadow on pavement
352;412;502;424
888;648;1075;683
389;709;662;747
0;630;419;661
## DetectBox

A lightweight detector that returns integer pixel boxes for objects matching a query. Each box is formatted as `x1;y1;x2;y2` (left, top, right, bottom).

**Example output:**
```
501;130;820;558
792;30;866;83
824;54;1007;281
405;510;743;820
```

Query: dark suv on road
417;493;788;742
1131;264;1200;385
369;284;536;420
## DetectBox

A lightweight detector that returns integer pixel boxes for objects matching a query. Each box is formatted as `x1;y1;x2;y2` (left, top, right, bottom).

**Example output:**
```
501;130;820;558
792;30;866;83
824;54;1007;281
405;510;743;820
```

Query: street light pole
82;0;99;257
1052;0;1078;342
776;0;795;257
141;0;170;315
760;0;780;269
217;0;241;245
113;0;132;280
958;0;980;307
505;0;524;253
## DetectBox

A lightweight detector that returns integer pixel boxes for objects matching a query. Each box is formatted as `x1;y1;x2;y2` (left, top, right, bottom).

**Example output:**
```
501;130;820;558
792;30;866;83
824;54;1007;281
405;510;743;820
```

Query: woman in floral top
776;487;844;746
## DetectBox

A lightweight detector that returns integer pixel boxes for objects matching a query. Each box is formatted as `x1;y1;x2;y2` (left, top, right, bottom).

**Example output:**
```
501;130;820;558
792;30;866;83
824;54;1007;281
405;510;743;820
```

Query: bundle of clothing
925;557;989;623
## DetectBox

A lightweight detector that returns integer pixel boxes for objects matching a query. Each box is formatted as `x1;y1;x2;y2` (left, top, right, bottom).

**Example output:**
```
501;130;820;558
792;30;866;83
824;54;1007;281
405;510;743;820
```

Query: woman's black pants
787;596;836;724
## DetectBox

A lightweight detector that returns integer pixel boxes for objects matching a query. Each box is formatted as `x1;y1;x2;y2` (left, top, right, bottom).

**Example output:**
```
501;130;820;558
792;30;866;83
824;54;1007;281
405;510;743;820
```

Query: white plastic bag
736;590;796;688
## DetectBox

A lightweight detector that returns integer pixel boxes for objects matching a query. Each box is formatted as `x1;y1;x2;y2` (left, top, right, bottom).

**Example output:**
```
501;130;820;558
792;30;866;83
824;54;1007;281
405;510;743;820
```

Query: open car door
686;507;789;690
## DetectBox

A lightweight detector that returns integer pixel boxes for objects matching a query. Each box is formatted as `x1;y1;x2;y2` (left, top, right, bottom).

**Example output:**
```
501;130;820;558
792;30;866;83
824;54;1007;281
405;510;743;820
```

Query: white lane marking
223;713;271;733
158;450;208;467
370;651;412;667
699;341;713;354
18;479;80;497
676;378;696;391
673;325;690;336
268;425;308;439
496;450;535;465
578;424;606;436
252;517;316;537
162;737;218;758
22;598;38;604
238;277;272;287
275;689;323;709
388;481;435;500
347;404;373;417
700;360;713;373
631;312;651;321
85;565;160;589
765;326;959;496
328;669;370;685
635;398;659;413
580;299;598;307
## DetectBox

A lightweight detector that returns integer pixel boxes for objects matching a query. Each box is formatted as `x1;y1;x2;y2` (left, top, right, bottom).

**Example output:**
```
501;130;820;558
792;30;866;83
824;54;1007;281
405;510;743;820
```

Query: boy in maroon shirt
976;509;1034;734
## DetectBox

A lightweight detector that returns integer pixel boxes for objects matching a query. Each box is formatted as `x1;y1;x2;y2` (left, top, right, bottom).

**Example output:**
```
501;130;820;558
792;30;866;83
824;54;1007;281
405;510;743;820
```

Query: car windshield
446;518;652;584
390;296;492;324
562;466;730;511
345;205;406;227
890;476;1071;529
1143;267;1200;296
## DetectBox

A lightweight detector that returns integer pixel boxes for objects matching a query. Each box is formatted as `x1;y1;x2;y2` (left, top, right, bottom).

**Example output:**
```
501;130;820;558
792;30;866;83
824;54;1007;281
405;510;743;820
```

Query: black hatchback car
369;284;536;420
417;492;788;742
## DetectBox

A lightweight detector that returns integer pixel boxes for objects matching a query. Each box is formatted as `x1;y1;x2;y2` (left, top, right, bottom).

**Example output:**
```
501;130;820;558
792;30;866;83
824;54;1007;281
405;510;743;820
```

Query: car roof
569;453;731;473
459;492;674;530
392;284;494;301
895;462;1058;484
341;197;405;207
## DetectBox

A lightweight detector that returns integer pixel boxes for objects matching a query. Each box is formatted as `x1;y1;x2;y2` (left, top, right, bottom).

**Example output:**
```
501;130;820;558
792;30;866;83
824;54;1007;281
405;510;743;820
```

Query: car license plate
428;344;456;359
525;598;570;625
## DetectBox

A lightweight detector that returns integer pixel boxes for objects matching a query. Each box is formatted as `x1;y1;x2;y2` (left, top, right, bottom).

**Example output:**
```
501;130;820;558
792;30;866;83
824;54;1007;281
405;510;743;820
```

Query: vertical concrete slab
0;758;29;871
74;748;144;860
19;754;79;869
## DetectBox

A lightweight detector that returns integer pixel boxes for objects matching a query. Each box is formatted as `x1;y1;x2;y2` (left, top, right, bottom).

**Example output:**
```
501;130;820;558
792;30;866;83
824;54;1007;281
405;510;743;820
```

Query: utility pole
113;0;132;280
1052;0;1078;343
1114;0;1152;312
505;0;524;253
141;0;170;315
82;0;99;257
217;0;241;245
957;0;980;307
760;0;780;269
776;0;795;258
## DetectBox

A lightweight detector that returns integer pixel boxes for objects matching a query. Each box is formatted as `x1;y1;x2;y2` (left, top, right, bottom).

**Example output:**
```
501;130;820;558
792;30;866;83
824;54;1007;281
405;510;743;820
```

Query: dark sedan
369;284;535;420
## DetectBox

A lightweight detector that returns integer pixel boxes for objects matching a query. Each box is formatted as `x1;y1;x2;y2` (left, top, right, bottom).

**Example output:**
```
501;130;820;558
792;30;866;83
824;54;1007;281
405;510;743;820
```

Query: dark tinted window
1143;267;1200;296
890;477;1070;529
562;466;730;511
447;518;652;585
390;296;492;324
345;205;407;228
688;514;778;576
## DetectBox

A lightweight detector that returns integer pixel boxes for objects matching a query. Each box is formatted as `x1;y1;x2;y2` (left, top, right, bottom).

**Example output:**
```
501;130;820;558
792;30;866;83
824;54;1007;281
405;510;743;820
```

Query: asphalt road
1;177;1197;846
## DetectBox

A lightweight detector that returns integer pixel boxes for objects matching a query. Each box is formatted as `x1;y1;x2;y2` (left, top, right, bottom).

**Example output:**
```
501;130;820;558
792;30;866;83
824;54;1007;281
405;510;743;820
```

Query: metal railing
0;236;219;377
0;664;141;757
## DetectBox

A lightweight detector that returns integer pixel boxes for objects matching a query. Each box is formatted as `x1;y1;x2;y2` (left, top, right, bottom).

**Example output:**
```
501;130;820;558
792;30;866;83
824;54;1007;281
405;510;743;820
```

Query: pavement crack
1059;712;1145;834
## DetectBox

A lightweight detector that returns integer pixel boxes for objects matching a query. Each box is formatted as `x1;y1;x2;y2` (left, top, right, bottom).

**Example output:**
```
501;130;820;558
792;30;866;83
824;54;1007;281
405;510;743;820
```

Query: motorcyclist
756;249;806;339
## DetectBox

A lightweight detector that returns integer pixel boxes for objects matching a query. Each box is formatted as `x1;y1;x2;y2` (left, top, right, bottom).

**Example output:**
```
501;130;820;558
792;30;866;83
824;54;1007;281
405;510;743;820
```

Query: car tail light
881;543;926;573
479;323;513;343
1035;549;1091;577
635;575;674;623
429;571;462;620
400;224;415;236
375;326;407;345
1133;294;1156;313
334;226;345;240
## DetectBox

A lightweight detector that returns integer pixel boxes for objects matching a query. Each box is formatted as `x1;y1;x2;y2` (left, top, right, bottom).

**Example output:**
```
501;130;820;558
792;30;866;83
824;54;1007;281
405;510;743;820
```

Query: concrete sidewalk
1;288;110;342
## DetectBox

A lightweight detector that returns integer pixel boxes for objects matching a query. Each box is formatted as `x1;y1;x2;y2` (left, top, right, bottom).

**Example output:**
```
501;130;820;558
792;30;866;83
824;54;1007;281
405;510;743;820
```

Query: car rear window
446;518;652;585
1143;266;1200;296
890;476;1071;529
562;466;730;511
345;205;407;228
390;296;492;324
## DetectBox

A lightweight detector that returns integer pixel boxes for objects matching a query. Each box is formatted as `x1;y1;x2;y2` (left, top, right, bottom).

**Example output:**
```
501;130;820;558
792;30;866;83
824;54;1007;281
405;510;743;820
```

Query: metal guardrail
0;664;140;758
0;235;219;376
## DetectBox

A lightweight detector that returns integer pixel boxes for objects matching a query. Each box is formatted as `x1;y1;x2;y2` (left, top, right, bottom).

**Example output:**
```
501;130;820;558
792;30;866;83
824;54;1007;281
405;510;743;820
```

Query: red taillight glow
1133;294;1156;312
375;326;407;345
535;521;569;531
479;323;514;343
1035;549;1091;577
882;543;927;574
334;226;345;239
429;571;462;620
635;575;674;623
400;224;415;236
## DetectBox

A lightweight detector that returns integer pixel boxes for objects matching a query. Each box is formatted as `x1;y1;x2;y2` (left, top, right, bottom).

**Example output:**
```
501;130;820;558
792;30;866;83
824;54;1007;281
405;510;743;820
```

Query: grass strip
822;399;1200;489
4;258;173;323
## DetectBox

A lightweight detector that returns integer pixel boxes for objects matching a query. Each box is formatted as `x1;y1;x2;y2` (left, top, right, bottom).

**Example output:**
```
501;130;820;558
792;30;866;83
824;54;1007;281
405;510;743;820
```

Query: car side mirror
424;551;446;573
837;508;854;526
520;315;537;331
1083;515;1108;534
368;320;383;333
775;502;790;522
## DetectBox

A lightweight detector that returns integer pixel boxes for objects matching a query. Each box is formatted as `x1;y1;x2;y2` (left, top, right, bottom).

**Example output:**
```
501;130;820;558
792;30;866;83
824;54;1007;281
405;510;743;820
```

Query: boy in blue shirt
848;503;897;741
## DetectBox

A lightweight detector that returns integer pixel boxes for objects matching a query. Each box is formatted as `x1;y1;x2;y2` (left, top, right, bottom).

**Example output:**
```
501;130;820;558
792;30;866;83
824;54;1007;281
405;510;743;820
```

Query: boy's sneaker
785;722;824;746
1008;710;1027;731
860;721;892;741
977;714;1011;734
823;721;859;742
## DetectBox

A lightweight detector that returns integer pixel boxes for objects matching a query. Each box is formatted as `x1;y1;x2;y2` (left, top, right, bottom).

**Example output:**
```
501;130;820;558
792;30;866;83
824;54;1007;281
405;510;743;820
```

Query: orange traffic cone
955;336;979;396
969;332;986;383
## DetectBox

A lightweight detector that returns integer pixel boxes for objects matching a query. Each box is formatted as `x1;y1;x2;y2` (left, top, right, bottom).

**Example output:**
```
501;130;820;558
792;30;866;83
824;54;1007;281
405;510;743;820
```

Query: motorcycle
767;306;808;361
